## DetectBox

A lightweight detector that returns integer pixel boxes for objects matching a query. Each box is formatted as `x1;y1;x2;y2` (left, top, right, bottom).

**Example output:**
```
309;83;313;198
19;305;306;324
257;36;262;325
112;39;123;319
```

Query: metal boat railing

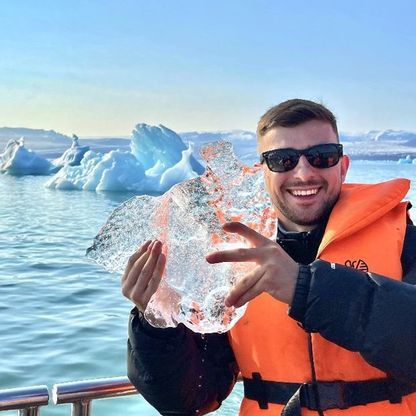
52;376;137;416
0;385;49;416
0;377;137;416
0;375;242;415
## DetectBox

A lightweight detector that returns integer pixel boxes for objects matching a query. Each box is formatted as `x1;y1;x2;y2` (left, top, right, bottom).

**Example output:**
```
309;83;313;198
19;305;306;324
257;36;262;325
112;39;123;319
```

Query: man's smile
287;187;320;197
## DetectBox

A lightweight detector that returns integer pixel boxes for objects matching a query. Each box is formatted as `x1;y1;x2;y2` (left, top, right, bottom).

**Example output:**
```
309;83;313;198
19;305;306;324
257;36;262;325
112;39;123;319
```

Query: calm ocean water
1;160;416;415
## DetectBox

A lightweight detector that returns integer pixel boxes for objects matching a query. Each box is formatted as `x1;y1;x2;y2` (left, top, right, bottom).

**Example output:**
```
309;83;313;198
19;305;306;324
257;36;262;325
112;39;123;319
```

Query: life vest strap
244;373;416;414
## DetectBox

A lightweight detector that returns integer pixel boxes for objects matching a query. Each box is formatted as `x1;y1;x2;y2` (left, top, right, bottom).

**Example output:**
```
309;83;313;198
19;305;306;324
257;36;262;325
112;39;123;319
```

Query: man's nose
292;155;316;180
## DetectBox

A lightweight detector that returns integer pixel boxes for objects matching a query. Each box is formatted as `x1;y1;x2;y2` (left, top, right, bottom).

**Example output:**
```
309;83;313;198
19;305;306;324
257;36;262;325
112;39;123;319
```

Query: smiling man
123;99;416;416
259;116;348;231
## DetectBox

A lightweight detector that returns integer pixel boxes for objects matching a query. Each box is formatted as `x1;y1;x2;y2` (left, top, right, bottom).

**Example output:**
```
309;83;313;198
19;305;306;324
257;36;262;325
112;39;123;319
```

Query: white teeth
291;189;318;196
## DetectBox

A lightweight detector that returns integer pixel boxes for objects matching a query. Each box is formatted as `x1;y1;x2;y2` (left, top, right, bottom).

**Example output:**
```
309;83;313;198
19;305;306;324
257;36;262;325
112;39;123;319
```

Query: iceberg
52;134;90;169
46;149;146;191
132;124;203;174
87;141;276;333
398;155;413;164
46;124;204;193
0;138;58;176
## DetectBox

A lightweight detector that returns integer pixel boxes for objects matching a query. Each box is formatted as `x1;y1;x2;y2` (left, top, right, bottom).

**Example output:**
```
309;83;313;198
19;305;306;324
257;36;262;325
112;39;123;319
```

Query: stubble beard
272;186;341;228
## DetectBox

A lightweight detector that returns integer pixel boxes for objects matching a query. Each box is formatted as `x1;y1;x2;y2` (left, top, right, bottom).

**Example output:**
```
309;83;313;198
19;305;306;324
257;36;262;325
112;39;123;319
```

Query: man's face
258;120;349;232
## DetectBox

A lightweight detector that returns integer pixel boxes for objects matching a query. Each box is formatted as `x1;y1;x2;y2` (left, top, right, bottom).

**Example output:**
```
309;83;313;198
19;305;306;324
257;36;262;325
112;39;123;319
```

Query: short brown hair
257;99;338;139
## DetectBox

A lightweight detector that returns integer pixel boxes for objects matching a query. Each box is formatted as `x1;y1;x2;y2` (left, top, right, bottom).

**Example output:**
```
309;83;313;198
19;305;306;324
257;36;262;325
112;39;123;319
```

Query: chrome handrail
0;385;49;416
1;375;241;415
52;376;138;416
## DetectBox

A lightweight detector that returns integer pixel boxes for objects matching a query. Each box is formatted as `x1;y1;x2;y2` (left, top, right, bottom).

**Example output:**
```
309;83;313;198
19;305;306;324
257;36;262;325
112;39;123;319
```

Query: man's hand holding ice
121;239;166;312
206;221;299;308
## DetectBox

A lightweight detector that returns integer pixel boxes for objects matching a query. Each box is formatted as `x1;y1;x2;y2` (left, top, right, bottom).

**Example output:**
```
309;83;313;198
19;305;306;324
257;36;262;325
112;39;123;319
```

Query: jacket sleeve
127;307;239;415
289;259;416;383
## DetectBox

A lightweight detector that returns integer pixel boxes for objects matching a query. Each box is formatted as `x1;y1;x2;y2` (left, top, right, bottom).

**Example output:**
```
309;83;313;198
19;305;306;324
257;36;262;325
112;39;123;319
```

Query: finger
228;277;265;308
142;251;166;306
206;246;263;264
134;240;163;293
121;242;154;293
122;240;152;282
225;267;264;307
222;222;270;247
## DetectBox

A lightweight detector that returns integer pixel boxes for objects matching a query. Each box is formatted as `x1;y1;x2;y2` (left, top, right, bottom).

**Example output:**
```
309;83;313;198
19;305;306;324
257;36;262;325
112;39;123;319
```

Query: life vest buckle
305;380;350;411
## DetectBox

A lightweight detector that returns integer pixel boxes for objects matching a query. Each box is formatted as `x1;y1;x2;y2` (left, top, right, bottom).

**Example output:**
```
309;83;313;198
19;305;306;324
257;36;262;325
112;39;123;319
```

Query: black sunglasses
260;143;343;172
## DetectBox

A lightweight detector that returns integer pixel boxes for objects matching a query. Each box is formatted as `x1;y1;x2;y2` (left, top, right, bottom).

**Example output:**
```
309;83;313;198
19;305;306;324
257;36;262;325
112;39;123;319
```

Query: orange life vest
229;179;416;415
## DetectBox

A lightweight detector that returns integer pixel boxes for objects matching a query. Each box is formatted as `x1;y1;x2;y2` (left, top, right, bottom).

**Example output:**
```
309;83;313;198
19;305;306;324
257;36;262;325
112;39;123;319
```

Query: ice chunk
52;134;90;168
49;149;147;192
132;124;204;174
46;123;204;193
0;138;58;176
87;141;276;333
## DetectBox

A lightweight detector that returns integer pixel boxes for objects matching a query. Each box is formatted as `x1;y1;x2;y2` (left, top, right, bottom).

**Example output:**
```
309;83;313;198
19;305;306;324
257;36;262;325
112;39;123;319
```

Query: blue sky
0;0;415;136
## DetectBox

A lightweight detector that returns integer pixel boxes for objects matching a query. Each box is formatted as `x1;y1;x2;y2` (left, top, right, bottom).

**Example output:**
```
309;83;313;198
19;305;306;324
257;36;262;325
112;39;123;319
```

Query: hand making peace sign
206;222;299;308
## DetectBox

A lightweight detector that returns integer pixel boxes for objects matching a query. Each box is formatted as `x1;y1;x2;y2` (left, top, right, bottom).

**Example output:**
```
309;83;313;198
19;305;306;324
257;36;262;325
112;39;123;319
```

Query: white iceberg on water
398;155;412;164
46;124;204;193
52;134;90;169
0;138;57;176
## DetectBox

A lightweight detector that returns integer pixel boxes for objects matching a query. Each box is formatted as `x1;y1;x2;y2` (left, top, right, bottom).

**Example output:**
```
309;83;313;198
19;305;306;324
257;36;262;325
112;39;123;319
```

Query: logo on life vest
345;259;369;272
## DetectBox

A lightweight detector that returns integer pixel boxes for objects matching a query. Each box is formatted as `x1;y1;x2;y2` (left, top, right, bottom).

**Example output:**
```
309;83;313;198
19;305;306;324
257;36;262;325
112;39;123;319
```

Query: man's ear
341;155;350;183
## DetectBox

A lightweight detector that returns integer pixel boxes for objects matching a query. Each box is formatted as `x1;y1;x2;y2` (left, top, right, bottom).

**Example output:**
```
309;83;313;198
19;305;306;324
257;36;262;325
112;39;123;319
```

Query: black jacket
127;224;416;415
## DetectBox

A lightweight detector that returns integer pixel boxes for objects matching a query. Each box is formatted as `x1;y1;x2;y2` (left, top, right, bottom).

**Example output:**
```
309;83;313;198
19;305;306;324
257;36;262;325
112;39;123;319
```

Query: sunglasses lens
266;149;299;172
306;144;341;169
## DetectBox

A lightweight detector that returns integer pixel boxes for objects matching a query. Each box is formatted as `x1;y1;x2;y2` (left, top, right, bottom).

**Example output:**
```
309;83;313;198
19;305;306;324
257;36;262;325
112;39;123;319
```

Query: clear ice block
86;141;276;333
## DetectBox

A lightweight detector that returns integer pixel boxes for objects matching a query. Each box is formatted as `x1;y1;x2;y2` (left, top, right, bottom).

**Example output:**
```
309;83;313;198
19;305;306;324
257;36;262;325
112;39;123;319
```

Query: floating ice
132;124;203;174
87;141;276;333
0;138;58;176
397;155;413;164
46;149;144;191
52;134;90;169
46;124;204;193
